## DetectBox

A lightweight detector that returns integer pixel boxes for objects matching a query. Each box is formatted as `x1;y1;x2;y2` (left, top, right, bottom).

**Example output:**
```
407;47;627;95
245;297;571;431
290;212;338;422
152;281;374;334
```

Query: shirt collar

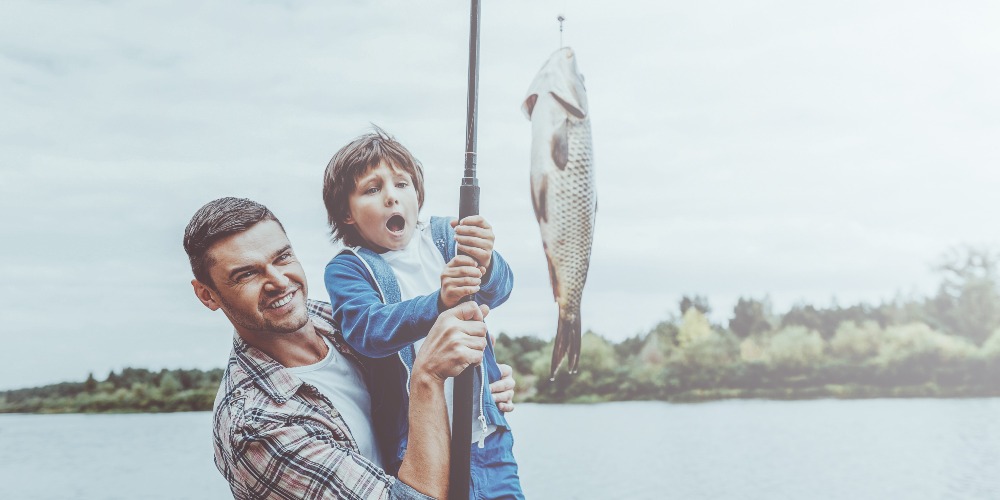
229;300;348;404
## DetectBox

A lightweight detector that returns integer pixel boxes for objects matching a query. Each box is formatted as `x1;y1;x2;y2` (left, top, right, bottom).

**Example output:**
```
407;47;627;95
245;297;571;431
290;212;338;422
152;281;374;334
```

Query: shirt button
233;389;243;398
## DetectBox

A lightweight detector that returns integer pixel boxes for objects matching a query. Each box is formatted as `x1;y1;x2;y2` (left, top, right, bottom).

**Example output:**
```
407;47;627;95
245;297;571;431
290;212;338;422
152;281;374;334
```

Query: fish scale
522;47;597;378
546;118;594;316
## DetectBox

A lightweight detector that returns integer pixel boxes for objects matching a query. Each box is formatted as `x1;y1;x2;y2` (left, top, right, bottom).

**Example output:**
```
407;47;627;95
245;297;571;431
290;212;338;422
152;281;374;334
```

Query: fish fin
543;248;558;302
551;91;586;120
551;121;569;170
550;311;581;379
522;94;538;119
531;174;548;223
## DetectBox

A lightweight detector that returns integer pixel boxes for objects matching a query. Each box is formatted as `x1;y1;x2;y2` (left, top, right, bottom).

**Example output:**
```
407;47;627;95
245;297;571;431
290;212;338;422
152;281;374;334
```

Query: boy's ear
192;279;221;311
343;214;356;225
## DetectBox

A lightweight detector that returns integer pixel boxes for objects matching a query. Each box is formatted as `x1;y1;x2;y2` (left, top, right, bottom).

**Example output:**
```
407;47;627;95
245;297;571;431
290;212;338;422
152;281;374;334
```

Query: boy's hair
183;197;284;288
322;126;425;247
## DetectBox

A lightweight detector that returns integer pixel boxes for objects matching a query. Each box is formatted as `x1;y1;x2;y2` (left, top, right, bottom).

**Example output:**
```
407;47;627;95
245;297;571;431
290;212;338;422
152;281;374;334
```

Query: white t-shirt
381;221;497;444
287;334;384;467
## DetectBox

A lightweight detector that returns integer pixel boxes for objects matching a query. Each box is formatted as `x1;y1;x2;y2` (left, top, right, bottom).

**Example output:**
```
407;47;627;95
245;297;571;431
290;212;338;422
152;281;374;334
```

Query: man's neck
238;321;329;368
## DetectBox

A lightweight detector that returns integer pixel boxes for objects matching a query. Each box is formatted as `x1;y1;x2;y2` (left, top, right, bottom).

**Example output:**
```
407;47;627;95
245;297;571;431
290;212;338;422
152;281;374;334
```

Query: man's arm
227;416;432;500
397;301;490;498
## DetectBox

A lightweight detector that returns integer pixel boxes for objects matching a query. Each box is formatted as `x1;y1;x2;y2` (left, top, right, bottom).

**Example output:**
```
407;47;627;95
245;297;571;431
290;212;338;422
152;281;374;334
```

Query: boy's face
344;161;419;252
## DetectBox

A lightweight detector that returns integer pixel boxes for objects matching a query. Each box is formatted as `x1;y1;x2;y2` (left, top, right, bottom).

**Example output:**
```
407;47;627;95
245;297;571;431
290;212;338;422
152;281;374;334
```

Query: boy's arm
475;249;513;308
449;216;513;309
326;254;443;358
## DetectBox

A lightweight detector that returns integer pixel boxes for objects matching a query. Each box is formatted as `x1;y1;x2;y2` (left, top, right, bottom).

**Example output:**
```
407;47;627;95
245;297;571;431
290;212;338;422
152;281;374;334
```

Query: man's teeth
270;292;294;309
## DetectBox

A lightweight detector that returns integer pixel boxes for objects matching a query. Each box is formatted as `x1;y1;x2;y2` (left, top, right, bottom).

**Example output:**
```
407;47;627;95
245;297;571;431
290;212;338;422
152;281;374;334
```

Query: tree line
0;367;222;413
4;246;1000;412
496;246;1000;403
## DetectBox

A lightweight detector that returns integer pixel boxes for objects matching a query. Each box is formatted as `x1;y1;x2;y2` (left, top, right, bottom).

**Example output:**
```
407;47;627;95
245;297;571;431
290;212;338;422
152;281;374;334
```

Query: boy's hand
440;255;485;309
451;216;495;272
490;363;516;413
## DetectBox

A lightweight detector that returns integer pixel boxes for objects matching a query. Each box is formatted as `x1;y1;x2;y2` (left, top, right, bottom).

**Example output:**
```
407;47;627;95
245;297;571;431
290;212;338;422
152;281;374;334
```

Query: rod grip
449;179;479;500
458;180;480;221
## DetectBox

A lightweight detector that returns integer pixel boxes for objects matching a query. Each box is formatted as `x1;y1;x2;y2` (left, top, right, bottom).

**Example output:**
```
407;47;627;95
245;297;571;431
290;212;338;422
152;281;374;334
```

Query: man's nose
262;265;290;291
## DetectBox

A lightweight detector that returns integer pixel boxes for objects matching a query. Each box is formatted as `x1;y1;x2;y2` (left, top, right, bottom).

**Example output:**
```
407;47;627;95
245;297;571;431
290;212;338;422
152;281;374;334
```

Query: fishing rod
449;0;481;498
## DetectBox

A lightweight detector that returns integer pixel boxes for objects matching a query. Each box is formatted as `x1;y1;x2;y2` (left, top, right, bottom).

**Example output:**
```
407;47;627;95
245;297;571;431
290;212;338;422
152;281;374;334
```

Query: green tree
159;372;182;398
679;295;711;316
927;246;1000;344
729;297;772;338
676;308;713;348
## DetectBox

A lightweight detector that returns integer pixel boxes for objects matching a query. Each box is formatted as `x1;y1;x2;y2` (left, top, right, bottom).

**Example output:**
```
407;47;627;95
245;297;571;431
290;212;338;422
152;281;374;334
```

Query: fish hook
557;15;565;48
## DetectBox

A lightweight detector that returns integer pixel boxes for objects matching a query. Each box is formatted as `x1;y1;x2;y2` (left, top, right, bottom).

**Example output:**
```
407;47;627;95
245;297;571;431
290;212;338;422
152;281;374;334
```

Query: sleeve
325;254;442;358
231;419;434;500
475;250;514;309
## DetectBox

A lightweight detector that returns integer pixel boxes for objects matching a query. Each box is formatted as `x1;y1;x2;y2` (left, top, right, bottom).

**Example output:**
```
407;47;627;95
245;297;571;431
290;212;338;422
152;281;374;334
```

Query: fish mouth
386;214;406;234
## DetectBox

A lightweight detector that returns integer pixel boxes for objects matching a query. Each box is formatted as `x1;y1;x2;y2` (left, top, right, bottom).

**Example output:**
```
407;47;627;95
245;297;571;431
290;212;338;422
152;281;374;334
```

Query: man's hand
439;255;486;309
451;216;495;271
490;363;516;413
413;301;490;383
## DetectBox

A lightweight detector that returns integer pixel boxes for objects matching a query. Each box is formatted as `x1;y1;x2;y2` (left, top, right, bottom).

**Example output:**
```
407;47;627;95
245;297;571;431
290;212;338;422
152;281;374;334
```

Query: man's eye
277;253;292;262
237;271;255;282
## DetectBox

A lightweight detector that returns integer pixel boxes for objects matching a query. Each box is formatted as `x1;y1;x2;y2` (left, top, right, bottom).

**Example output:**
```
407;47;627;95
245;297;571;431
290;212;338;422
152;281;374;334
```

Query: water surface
2;399;998;499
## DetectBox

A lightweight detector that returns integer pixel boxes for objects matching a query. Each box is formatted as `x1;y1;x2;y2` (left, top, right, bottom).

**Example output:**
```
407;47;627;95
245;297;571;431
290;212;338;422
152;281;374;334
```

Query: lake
1;399;998;499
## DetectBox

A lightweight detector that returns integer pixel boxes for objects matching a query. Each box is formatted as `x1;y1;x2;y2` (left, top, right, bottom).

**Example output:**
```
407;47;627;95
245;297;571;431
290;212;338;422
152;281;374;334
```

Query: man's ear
192;279;221;311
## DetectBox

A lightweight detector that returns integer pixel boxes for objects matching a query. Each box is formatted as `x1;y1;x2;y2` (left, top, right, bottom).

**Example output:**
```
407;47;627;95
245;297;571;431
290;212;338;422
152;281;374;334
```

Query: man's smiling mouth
268;290;296;309
386;215;405;234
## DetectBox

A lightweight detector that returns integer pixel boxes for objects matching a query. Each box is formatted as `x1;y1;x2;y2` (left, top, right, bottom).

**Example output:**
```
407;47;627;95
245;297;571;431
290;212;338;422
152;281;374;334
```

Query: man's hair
322;126;425;247
183;197;284;288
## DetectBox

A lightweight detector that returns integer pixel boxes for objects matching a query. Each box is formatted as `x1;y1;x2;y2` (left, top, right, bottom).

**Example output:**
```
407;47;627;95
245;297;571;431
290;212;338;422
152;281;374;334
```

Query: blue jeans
469;427;524;500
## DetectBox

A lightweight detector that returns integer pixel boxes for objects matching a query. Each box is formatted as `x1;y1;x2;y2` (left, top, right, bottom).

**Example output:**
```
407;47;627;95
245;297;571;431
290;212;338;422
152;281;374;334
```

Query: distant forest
0;368;222;414
4;246;1000;413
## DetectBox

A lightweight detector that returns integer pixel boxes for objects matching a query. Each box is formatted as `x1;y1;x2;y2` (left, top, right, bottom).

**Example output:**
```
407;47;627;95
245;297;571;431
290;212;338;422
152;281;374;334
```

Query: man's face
344;161;419;252
200;220;310;337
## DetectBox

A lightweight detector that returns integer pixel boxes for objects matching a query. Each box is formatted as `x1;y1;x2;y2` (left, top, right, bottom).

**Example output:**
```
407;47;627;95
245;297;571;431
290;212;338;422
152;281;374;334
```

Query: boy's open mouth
386;215;406;234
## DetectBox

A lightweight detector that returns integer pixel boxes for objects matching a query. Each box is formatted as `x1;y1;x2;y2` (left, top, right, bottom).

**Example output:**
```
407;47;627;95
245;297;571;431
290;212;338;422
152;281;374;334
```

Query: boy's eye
396;181;408;188
365;187;379;195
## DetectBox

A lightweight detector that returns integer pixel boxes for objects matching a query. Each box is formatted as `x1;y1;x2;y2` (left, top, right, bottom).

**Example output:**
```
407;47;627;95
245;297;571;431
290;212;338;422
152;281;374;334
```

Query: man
183;197;515;499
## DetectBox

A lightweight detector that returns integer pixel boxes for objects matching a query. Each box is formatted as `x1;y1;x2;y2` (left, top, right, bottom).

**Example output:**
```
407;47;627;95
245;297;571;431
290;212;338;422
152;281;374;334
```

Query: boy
322;127;523;499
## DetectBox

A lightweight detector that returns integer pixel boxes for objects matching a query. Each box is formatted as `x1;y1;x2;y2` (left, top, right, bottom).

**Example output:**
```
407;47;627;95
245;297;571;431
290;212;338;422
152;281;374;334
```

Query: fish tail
549;310;582;379
567;314;582;374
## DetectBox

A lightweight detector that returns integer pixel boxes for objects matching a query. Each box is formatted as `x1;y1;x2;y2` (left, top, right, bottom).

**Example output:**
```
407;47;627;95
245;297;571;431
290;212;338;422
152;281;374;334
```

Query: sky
2;0;1000;390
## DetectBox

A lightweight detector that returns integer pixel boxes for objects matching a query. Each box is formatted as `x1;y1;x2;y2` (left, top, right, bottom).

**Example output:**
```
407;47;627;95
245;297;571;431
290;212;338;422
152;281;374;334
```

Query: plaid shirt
212;299;433;500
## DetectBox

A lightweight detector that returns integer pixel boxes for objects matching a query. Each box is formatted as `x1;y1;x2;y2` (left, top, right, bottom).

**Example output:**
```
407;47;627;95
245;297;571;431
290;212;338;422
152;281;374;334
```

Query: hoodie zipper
477;363;488;448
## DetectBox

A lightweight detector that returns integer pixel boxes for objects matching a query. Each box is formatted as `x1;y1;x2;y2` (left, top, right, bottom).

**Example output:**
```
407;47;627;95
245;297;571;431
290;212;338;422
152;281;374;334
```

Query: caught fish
521;47;596;378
